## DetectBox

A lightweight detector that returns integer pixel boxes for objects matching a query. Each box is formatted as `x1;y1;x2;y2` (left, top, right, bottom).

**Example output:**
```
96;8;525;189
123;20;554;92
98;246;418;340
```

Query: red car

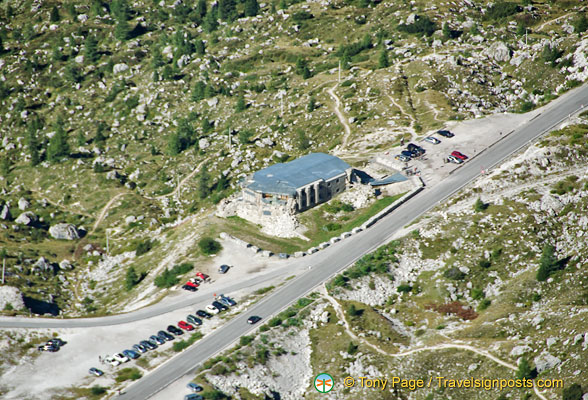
185;280;199;288
451;151;468;160
195;272;209;281
177;321;195;331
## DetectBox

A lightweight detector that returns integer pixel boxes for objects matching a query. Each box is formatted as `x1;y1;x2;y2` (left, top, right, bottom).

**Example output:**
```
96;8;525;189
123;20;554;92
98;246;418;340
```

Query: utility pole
106;230;109;256
525;28;528;46
176;175;180;203
280;93;284;116
338;60;341;83
2;258;5;284
228;126;231;149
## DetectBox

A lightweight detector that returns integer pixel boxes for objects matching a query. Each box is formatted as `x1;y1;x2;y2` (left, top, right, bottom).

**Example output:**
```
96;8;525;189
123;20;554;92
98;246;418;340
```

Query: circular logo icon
314;373;334;393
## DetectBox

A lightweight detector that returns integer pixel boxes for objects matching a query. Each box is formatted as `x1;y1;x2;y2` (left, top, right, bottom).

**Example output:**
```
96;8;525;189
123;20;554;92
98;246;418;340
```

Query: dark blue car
122;349;141;359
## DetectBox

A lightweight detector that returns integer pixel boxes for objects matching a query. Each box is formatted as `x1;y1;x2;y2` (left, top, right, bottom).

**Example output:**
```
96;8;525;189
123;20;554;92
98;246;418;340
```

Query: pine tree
50;6;60;22
378;48;389;68
76;131;86;146
198;165;211;199
95;121;107;146
204;6;219;32
443;22;451;40
244;0;260;17
125;266;139;290
196;0;207;19
307;97;316;112
47;118;70;162
235;95;246;112
192;81;206;102
84;35;99;63
91;0;103;17
65;62;82;83
111;0;130;21
114;19;131;41
201;118;213;134
26;124;41;166
219;0;237;22
516;358;533;380
195;39;205;55
151;45;164;70
0;156;11;178
341;50;351;70
167;132;182;156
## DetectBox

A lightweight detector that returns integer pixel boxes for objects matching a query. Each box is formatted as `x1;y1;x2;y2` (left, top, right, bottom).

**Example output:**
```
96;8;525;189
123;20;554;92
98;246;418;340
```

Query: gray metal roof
246;153;350;196
368;172;408;186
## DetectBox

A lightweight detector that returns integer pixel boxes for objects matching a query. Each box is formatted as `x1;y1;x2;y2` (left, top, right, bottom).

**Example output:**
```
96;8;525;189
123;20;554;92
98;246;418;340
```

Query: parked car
212;301;228;311
185;280;199;288
196;310;212;319
140;340;158;350
395;154;411;162
400;150;413;159
89;367;104;377
157;330;175;342
186;314;203;326
447;155;463;164
451;150;468;160
195;272;209;281
182;284;197;292
190;277;203;284
437;129;455;138
167;325;184;335
218;294;236;306
104;356;120;367
132;344;148;353
178;320;195;331
113;352;130;363
47;338;65;347
205;304;220;314
122;349;141;360
38;344;59;352
218;264;230;274
278;253;289;259
150;335;166;345
247;315;262;324
187;383;204;392
424;136;440;144
407;143;425;156
184;394;203;400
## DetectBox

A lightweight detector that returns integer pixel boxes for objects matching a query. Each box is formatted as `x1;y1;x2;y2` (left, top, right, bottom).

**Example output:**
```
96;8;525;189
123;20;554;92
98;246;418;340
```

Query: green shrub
135;239;154;256
536;244;561;281
268;317;282;327
347;341;358;355
115;367;142;382
478;259;491;269
474;198;489;212
199;237;222;255
471;288;485;300
90;385;107;395
240;335;254;346
397;284;412;293
486;2;520;20
477;298;491;311
562;383;584;400
398;15;437;36
444;267;465;281
173;340;190;352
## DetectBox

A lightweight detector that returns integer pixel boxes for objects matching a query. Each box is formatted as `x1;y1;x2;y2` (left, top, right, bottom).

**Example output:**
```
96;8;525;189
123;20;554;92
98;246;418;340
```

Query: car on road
178;320;195;331
447;155;464;164
150;335;166;345
89;367;104;377
437;129;455;138
196;310;212;319
182;284;197;292
132;344;148;353
451;150;468;160
140;340;158;350
167;325;184;335
395;154;411;162
247;315;262;324
184;394;203;400
218;264;230;274
187;382;203;392
424;136;441;144
104;356;120;367
157;330;175;342
205;304;220;314
113;352;130;363
122;349;141;360
186;314;203;326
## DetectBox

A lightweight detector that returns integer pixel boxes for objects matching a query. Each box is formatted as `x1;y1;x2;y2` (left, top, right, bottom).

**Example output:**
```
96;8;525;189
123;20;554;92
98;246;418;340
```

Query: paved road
3;84;588;398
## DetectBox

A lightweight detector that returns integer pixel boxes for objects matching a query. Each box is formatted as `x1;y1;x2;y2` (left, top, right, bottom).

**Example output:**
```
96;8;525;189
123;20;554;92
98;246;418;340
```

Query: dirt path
321;286;549;400
152;159;207;200
327;84;353;149
387;94;417;133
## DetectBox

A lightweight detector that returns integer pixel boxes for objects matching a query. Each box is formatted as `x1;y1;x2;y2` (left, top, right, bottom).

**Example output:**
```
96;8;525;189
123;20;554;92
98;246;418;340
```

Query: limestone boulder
49;223;80;240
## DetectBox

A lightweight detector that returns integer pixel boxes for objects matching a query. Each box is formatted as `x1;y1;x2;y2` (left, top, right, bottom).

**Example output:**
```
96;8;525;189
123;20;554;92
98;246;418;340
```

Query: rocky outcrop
49;223;80;240
18;198;30;210
484;41;511;62
32;257;56;275
15;211;37;225
0;204;11;220
534;353;561;373
0;286;25;311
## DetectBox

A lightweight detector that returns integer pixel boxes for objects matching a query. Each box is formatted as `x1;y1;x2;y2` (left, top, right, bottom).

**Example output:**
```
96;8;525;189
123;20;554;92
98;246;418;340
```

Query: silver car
424;136;440;144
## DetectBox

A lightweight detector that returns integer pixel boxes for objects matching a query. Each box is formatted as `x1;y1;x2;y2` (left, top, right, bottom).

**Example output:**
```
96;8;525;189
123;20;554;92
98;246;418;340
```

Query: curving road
3;84;588;399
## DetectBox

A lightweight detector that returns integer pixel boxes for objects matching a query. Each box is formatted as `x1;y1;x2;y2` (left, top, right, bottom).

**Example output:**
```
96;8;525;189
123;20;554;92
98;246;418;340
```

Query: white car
447;155;463;164
205;304;220;314
104;356;121;367
113;352;130;363
424;136;441;144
